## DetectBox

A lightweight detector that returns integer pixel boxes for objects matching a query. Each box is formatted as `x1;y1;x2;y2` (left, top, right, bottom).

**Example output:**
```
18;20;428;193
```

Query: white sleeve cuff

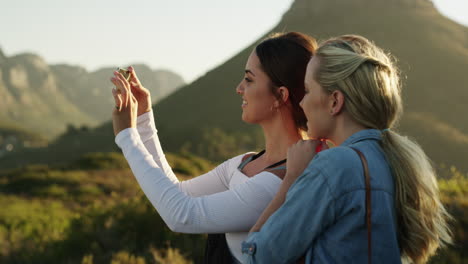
115;127;140;149
136;110;158;142
137;110;154;126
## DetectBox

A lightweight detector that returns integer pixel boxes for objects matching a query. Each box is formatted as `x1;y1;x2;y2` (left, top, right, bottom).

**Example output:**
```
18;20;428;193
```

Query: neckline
238;150;287;172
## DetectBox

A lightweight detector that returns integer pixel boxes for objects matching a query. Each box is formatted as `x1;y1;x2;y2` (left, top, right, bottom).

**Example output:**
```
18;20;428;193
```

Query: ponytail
381;131;452;263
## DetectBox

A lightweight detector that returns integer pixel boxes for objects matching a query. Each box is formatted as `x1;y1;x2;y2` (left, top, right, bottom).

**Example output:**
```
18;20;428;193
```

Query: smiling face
300;56;334;139
236;50;279;124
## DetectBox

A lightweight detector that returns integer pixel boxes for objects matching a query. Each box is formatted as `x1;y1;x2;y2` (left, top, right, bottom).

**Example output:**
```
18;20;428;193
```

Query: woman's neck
329;115;367;146
260;112;302;163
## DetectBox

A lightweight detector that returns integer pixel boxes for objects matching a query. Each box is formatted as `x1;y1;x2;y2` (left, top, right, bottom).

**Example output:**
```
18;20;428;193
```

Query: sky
1;0;467;83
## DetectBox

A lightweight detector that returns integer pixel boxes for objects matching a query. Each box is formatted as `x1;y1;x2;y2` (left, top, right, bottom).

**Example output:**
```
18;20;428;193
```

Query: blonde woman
242;35;451;264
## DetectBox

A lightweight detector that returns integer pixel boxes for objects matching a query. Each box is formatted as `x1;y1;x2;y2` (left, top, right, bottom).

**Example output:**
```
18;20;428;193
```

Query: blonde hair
314;35;452;263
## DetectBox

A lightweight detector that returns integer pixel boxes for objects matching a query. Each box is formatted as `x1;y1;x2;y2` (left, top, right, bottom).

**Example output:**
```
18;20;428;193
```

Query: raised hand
285;139;329;182
111;70;138;136
127;66;152;116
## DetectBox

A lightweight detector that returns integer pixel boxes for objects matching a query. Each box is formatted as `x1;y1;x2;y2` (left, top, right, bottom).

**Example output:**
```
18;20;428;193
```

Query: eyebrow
245;69;256;76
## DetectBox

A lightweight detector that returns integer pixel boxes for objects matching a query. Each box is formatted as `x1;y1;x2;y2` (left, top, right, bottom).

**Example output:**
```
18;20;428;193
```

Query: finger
113;77;130;108
294;139;304;147
128;66;143;87
112;88;123;111
294;140;313;154
314;140;328;153
321;140;330;150
128;67;150;96
113;71;131;92
132;96;138;112
117;72;131;92
289;139;304;154
110;77;124;93
115;73;133;108
111;88;119;103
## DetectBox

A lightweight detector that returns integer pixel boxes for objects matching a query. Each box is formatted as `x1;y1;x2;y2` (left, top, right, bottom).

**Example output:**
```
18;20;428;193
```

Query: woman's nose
236;83;243;94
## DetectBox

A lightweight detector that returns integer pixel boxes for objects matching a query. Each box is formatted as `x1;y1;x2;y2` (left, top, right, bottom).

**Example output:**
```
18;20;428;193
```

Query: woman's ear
275;86;290;107
329;90;345;116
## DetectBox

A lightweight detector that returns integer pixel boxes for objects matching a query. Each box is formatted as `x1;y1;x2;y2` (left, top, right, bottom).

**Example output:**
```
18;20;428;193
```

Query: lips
242;99;248;107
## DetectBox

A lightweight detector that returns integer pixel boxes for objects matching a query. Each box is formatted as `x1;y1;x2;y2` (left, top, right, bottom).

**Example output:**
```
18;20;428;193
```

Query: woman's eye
244;77;252;83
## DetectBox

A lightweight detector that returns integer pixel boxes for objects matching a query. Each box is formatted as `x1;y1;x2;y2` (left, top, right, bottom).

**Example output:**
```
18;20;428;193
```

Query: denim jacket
242;129;401;263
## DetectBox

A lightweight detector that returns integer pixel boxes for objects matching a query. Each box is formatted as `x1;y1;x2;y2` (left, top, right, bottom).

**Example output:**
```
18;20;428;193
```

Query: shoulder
228;152;256;166
302;146;365;196
216;152;257;176
220;152;254;165
240;151;257;162
307;146;361;174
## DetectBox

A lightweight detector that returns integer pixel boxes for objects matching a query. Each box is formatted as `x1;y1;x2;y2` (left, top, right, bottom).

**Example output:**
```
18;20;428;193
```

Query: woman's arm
136;110;178;182
114;68;232;197
115;127;282;233
136;110;243;197
242;161;334;263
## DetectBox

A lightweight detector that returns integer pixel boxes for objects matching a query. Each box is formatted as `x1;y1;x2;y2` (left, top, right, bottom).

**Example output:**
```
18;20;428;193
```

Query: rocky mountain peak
283;0;437;21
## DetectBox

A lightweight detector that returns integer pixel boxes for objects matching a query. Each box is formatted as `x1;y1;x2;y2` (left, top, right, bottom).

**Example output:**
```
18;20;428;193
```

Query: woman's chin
241;114;249;123
241;117;254;124
241;114;257;124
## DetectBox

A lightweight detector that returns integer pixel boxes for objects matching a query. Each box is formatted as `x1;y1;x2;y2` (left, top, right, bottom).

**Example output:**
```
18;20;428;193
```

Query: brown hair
255;32;317;132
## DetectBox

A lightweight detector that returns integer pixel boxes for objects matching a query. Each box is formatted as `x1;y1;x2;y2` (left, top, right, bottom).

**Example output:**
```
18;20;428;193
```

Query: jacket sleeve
242;153;335;263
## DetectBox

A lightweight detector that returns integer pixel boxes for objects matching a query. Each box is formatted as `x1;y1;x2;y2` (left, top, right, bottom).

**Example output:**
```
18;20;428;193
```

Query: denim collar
341;129;382;146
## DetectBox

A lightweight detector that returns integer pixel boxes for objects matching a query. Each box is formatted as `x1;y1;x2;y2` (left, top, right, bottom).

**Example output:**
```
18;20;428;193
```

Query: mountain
51;64;184;123
0;52;96;138
2;0;468;172
0;49;184;139
155;0;468;170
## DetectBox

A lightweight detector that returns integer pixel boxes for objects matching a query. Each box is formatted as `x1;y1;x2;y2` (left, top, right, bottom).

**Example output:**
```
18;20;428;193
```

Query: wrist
138;108;152;117
275;181;291;201
283;172;299;184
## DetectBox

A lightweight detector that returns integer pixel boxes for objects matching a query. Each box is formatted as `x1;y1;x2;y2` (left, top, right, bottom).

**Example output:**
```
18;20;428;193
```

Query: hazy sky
1;0;467;82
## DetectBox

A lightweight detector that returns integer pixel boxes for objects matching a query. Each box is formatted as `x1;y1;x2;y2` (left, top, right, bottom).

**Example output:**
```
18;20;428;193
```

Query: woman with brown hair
110;32;321;263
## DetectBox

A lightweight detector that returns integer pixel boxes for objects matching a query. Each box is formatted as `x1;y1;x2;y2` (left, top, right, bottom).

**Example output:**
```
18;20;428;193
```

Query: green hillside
0;152;214;264
0;152;465;263
0;122;47;158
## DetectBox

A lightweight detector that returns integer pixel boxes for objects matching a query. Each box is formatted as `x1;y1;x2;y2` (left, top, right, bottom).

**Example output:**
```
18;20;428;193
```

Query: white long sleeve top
115;111;282;263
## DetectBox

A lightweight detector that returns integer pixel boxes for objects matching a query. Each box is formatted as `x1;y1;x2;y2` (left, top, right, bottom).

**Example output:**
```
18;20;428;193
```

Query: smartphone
117;68;131;81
